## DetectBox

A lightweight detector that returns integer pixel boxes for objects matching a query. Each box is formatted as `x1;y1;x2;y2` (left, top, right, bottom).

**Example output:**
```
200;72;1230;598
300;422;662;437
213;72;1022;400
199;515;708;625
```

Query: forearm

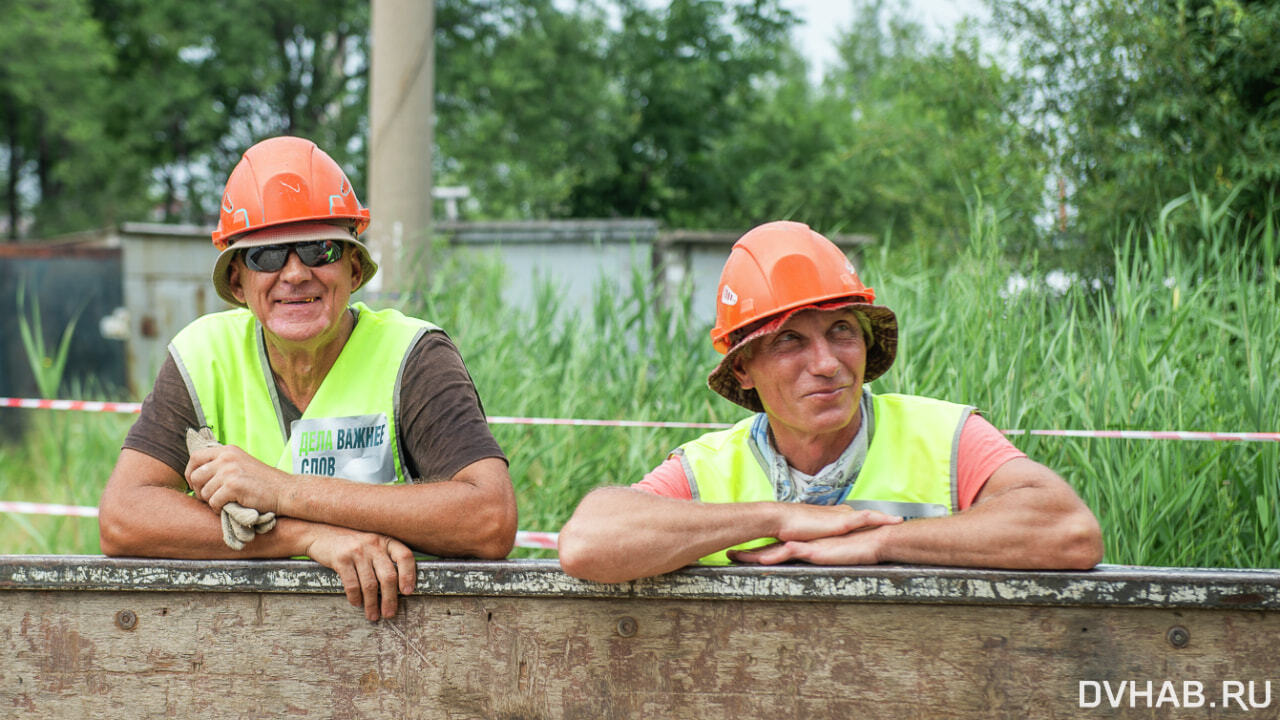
558;487;780;582
875;488;1103;570
99;484;316;559
276;462;516;559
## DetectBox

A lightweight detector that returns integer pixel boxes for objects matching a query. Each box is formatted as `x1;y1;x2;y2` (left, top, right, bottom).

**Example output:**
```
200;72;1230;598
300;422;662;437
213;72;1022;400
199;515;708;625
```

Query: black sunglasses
242;240;345;273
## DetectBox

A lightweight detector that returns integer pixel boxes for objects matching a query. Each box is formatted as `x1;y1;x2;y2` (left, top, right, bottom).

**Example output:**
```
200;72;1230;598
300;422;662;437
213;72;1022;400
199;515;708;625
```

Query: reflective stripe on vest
170;302;441;485
677;392;973;565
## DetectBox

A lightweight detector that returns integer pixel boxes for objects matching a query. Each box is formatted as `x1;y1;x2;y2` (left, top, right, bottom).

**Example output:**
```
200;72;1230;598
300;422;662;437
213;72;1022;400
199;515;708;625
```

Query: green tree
435;0;798;226
990;0;1280;248
91;0;369;225
570;0;798;225
1;0;370;237
720;0;1046;243
0;0;114;238
434;0;623;218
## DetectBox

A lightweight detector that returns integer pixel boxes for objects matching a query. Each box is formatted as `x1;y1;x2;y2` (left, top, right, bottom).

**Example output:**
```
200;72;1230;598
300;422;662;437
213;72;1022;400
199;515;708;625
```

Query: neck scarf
748;390;875;505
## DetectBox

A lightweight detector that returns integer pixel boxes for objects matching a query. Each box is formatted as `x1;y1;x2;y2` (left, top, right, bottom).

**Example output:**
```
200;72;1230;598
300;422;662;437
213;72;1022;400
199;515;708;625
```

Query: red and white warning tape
0;499;560;550
5;395;1278;441
0;397;728;430
1002;429;1280;442
4;395;1275;542
4;397;1276;534
0;501;101;518
1;397;143;414
514;530;559;550
486;415;732;430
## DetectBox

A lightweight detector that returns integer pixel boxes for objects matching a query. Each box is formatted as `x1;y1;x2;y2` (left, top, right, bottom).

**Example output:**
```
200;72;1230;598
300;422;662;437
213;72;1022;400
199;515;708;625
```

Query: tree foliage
720;0;1047;242
435;0;622;218
0;0;368;236
434;0;798;225
990;0;1280;246
91;0;369;224
567;0;797;225
5;0;1273;257
0;0;114;238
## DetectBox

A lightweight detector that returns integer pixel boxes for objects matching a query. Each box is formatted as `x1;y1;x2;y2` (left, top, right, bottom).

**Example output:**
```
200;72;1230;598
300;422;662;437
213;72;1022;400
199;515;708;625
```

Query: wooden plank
3;557;1278;718
4;590;1276;718
4;556;1279;610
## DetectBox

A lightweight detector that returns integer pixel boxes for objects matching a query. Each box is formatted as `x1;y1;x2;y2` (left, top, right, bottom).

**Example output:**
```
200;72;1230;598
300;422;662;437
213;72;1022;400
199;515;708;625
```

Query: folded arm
99;447;517;620
730;458;1104;570
181;443;516;559
557;486;900;583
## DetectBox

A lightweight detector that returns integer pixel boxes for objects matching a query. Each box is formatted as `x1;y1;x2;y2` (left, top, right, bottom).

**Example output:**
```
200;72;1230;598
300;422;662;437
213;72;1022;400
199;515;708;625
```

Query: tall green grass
876;194;1279;567
1;195;1276;567
0;410;133;554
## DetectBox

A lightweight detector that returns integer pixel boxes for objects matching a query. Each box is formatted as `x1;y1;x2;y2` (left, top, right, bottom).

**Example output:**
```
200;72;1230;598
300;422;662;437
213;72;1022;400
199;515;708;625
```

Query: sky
784;0;989;80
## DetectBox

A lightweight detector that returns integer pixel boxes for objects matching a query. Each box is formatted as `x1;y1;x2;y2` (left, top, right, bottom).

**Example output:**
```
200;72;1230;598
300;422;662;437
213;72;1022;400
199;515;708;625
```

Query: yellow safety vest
676;392;973;564
169;302;441;485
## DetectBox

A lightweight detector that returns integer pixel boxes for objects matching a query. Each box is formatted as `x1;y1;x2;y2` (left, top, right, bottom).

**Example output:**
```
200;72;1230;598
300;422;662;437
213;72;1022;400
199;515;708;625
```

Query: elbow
1055;511;1105;570
98;531;123;558
555;522;593;579
97;502;131;557
468;497;518;560
557;520;629;583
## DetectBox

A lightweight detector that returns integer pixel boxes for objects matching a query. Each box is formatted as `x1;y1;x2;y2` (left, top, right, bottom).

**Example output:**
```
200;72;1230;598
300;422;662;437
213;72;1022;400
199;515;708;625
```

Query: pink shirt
633;414;1025;510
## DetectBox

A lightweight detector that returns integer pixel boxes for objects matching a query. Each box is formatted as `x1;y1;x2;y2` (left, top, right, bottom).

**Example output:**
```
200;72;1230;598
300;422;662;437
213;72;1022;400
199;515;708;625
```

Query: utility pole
367;0;434;295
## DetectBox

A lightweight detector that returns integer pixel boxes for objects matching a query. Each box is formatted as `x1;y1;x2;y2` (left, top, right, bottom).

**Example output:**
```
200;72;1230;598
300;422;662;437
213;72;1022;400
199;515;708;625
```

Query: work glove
185;427;277;550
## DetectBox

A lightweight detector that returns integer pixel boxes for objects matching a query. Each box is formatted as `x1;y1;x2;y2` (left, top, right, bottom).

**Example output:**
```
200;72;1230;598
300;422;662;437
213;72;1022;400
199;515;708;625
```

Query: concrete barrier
3;556;1277;718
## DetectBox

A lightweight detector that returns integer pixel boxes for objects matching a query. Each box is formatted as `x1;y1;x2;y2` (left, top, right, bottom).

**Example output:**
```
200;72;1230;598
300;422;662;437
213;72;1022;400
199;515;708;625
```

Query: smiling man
99;136;517;620
558;221;1102;582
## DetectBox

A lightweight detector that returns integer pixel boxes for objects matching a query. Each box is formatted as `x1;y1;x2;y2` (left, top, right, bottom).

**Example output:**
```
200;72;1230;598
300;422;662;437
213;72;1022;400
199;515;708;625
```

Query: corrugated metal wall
0;241;126;438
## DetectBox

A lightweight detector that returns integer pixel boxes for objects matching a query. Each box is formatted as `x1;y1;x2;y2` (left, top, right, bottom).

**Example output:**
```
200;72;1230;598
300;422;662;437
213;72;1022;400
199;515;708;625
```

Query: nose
278;247;311;283
809;338;841;377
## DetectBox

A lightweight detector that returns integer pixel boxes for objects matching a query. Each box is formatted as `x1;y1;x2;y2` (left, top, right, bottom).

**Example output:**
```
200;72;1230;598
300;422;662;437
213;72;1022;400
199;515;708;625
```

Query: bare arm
99;448;411;621
557;486;901;583
281;456;517;559
729;458;1104;570
100;448;517;620
185;444;516;560
100;448;315;560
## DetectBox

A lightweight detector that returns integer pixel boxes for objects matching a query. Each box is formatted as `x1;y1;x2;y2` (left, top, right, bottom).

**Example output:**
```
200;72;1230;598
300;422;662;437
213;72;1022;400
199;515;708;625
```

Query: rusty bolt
115;609;138;631
616;616;638;638
1166;625;1189;648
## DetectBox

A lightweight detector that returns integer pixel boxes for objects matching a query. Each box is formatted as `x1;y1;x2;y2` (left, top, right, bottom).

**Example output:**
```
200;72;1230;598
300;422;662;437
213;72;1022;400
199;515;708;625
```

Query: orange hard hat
211;136;371;250
710;221;875;353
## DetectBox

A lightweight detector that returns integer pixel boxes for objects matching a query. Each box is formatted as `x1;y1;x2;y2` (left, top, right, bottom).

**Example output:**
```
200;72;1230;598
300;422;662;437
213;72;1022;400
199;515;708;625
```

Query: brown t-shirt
124;327;506;483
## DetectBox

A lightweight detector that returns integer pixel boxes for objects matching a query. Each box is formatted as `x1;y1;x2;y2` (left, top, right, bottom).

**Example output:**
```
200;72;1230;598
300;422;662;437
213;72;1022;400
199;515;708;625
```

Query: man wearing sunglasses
99;136;517;621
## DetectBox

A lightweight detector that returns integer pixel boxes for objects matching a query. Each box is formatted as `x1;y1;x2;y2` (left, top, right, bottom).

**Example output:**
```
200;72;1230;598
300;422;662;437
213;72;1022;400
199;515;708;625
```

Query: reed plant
1;194;1276;567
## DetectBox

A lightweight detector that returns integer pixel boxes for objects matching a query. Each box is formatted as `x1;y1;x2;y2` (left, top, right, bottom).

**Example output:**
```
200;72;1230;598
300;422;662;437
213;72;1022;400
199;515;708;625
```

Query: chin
803;404;859;433
263;315;334;344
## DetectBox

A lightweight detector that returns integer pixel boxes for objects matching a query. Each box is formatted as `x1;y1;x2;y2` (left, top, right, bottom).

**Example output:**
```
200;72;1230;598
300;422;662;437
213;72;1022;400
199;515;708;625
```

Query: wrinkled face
731;307;867;441
228;241;362;349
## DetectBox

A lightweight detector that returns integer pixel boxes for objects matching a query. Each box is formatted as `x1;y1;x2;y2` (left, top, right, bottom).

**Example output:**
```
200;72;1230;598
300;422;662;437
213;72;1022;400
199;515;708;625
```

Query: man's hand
730;506;902;566
771;504;902;543
186;443;294;515
305;525;417;621
559;488;905;582
729;525;888;566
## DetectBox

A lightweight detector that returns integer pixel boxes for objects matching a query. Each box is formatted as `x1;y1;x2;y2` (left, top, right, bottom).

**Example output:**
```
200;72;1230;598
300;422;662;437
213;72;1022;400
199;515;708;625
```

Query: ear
348;248;363;288
730;352;755;390
228;260;247;305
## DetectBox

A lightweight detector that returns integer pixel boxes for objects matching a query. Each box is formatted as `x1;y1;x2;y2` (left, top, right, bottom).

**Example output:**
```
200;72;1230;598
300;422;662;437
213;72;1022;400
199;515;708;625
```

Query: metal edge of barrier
1;555;1278;610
